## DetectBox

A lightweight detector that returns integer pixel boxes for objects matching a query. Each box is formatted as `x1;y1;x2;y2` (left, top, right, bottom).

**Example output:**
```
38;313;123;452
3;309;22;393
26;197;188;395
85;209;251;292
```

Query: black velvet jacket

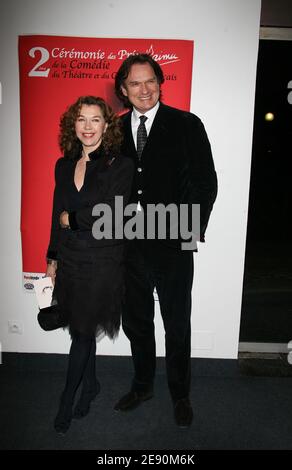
121;103;218;249
46;147;134;260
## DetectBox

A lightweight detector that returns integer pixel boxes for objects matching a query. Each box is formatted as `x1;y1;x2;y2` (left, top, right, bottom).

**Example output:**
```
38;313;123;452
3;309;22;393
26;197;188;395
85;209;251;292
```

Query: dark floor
1;353;292;451
240;241;292;343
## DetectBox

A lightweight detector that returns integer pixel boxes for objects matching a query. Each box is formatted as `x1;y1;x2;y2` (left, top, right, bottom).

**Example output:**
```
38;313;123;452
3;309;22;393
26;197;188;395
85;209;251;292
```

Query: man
114;54;217;427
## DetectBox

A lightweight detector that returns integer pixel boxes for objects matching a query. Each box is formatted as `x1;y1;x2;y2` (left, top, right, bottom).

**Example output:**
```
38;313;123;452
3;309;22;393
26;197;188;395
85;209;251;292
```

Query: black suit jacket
47;148;134;260
121;103;217;250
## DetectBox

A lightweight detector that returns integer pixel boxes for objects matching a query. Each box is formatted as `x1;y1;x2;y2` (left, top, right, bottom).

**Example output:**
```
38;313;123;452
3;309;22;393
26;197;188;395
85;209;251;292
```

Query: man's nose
140;83;149;94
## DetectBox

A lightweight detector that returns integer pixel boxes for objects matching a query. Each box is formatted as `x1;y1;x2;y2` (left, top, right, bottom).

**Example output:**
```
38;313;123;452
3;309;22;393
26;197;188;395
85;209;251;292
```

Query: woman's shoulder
54;156;72;180
54;155;69;168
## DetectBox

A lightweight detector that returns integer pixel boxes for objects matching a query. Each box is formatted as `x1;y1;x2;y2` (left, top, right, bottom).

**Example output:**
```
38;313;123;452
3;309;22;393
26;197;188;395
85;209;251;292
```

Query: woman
46;96;133;434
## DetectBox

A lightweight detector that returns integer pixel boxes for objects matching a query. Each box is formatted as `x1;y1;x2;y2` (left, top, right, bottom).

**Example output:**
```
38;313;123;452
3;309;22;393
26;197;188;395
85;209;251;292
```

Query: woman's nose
84;120;92;129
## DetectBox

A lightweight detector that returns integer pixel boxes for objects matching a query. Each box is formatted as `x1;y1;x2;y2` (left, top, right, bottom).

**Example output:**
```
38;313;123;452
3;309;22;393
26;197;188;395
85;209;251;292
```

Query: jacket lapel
122;104;169;161
141;104;168;160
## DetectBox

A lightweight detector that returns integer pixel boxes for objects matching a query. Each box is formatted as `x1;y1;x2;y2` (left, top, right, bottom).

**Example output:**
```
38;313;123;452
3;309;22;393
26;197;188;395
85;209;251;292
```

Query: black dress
46;146;134;338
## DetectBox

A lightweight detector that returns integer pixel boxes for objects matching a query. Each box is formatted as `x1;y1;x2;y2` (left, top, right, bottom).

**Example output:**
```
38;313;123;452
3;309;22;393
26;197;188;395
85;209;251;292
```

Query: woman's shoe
54;397;73;434
73;381;100;419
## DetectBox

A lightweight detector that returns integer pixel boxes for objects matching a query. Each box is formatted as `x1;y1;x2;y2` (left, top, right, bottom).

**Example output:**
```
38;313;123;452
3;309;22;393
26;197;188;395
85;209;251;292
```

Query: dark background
240;38;292;343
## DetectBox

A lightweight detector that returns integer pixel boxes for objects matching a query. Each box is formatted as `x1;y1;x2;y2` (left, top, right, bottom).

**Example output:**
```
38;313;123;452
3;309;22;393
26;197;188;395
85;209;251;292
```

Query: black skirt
53;233;125;339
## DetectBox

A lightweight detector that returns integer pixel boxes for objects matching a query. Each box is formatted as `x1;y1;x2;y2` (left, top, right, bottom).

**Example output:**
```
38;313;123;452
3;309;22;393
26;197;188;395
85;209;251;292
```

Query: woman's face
75;104;108;151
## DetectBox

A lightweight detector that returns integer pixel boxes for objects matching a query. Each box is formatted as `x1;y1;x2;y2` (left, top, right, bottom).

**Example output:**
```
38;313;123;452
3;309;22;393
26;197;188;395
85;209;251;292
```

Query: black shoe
114;390;153;411
73;382;100;420
54;399;73;435
174;398;193;428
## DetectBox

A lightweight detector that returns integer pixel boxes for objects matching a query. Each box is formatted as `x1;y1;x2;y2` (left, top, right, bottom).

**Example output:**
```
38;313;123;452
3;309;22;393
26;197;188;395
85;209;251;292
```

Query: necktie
137;115;148;160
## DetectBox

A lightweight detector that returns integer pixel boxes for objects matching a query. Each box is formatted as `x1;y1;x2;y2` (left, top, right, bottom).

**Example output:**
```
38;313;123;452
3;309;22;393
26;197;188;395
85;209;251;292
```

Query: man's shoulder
119;104;202;128
120;110;131;122
158;104;203;134
159;103;201;125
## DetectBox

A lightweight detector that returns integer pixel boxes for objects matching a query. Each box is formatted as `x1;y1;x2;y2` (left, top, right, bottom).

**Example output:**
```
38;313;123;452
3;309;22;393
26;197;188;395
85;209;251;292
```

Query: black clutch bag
37;305;68;331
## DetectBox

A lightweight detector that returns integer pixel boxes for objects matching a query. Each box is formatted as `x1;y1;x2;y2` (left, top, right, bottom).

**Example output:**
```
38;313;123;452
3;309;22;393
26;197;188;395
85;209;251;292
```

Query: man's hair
114;53;165;108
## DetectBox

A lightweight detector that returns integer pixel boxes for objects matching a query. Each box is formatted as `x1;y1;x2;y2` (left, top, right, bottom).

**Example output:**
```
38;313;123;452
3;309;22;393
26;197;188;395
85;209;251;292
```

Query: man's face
121;63;160;113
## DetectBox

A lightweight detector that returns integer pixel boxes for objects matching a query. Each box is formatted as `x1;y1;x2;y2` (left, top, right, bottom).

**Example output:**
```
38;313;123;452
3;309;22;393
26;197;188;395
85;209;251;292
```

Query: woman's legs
73;336;100;419
54;331;95;434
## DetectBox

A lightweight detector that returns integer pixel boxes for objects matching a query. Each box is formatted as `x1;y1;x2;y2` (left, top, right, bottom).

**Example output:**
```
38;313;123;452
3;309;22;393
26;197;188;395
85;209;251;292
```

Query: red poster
18;35;194;286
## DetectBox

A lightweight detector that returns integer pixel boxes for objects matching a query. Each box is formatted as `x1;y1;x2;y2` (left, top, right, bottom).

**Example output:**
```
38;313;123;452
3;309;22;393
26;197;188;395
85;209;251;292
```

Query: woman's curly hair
59;96;123;160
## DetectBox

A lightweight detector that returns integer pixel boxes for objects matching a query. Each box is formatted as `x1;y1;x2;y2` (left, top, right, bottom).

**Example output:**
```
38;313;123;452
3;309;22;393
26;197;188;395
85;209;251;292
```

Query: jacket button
137;167;142;172
138;190;142;194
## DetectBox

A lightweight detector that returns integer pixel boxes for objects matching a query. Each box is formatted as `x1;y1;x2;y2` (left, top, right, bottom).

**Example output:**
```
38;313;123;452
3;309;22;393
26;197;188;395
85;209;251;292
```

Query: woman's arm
46;158;65;261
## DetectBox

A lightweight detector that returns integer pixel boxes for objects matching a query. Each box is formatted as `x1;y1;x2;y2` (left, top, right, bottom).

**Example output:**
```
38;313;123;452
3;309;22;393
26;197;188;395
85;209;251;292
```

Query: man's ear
121;85;128;97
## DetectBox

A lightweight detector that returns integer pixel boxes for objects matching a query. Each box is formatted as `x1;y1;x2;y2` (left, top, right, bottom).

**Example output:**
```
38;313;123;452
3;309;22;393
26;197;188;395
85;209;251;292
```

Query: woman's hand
60;211;70;228
46;261;57;286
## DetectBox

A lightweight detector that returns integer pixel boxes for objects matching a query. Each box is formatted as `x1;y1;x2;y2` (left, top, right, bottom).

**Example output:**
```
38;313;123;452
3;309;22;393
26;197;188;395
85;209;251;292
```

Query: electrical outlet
8;321;23;334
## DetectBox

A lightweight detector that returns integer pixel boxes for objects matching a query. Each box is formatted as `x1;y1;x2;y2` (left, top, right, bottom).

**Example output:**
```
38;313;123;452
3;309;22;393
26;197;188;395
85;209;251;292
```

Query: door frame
239;26;292;354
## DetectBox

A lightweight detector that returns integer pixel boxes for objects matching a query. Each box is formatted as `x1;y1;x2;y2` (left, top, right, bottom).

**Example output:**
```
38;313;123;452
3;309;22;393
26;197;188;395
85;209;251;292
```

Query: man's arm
184;114;217;241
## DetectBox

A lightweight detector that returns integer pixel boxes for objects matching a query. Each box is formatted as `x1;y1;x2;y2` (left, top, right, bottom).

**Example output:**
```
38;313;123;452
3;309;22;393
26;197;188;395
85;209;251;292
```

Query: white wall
0;0;261;358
